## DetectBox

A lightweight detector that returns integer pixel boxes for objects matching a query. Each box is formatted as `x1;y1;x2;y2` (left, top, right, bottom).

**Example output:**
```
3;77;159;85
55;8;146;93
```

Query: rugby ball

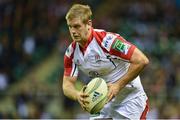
84;77;108;114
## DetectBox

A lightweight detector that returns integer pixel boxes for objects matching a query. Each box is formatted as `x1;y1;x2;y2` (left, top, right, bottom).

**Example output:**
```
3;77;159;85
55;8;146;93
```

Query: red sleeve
109;36;136;60
94;30;136;60
63;42;78;76
64;55;73;76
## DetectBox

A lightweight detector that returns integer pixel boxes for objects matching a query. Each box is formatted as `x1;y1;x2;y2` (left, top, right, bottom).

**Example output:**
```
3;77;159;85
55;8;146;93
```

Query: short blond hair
65;4;92;23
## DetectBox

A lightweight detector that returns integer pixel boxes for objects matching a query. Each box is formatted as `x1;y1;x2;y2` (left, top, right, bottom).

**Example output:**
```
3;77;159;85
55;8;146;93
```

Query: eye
68;24;81;30
74;25;80;29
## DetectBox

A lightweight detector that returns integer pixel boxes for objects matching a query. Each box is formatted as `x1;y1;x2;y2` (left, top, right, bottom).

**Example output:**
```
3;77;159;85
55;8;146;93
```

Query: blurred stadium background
0;0;179;119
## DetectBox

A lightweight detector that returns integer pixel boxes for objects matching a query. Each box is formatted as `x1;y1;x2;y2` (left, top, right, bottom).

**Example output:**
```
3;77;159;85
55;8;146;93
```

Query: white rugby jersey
64;28;146;103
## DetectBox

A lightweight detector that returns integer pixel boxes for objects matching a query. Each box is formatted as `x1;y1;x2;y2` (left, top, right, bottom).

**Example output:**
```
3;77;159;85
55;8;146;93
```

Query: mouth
73;35;80;39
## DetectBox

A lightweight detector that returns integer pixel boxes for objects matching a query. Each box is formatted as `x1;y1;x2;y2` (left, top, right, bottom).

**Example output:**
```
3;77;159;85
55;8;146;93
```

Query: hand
107;83;121;102
77;86;89;111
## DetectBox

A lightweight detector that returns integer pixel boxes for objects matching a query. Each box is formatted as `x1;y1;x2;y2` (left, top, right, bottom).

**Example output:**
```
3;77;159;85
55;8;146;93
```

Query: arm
107;47;149;101
62;43;89;110
116;47;149;88
62;75;89;110
62;76;79;100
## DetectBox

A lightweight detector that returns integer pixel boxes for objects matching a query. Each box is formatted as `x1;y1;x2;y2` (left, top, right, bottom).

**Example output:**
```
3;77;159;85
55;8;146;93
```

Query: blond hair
65;4;92;23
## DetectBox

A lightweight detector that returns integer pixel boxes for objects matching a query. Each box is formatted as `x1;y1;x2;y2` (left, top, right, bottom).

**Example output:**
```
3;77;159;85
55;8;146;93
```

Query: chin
74;38;81;41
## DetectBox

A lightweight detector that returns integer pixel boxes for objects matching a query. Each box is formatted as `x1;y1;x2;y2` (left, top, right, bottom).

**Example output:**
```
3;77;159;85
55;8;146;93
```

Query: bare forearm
116;48;149;88
62;76;79;101
63;85;79;101
116;63;146;88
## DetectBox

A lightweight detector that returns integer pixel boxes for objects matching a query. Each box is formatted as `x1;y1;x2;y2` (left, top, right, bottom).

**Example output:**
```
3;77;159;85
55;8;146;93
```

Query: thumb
81;85;87;93
107;83;112;88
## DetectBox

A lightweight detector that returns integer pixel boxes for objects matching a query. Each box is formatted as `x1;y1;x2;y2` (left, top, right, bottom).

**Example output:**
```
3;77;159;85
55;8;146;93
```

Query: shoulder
93;29;136;60
65;42;76;58
94;28;120;39
93;29;107;39
93;29;120;51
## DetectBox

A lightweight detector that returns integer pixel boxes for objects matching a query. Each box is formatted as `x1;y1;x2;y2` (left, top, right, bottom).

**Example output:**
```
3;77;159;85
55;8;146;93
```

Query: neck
79;40;87;47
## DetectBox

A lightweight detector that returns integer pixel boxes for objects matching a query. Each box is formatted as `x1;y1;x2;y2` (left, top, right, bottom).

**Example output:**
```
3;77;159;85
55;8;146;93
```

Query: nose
70;27;76;34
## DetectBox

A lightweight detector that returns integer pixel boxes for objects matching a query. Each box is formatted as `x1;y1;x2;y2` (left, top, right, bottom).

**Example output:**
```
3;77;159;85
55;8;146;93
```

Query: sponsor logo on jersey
104;35;113;47
89;71;100;78
102;34;116;51
112;39;130;55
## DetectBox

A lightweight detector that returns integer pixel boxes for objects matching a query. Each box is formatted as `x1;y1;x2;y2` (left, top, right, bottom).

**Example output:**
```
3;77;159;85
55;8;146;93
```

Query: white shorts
90;94;149;120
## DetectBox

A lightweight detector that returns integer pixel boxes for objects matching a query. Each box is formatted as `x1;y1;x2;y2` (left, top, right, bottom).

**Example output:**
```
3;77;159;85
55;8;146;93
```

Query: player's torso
73;39;146;102
73;39;114;78
73;38;130;83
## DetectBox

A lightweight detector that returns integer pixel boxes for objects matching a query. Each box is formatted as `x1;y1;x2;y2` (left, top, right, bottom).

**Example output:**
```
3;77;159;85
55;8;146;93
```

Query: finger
82;105;89;111
80;104;86;111
79;97;89;105
82;106;88;111
80;93;89;98
83;99;90;105
78;98;88;111
79;97;84;104
83;99;89;104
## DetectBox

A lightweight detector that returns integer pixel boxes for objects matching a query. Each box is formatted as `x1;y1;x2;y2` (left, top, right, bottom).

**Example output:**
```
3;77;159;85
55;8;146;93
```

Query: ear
87;19;92;27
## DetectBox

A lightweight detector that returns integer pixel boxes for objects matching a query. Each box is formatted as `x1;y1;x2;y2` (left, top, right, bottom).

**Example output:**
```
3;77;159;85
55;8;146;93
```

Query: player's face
67;18;91;44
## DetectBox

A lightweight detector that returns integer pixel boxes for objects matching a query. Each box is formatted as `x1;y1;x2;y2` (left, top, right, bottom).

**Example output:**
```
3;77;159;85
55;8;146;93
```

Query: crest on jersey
95;54;101;62
112;39;131;55
87;54;101;63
